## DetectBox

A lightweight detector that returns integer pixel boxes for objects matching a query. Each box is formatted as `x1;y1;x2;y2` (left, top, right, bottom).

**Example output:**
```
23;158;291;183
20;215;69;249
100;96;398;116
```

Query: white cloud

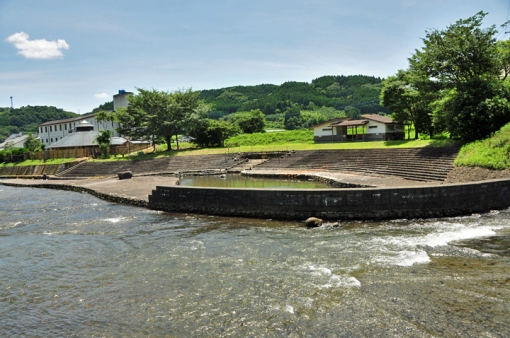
94;93;109;99
6;32;69;59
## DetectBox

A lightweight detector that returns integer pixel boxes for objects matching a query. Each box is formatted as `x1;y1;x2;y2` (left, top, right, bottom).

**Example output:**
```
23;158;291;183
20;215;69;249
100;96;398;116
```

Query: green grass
455;122;510;170
225;130;313;147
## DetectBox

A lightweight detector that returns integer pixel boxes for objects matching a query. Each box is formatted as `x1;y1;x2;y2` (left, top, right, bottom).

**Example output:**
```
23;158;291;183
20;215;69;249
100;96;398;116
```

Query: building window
46;139;48;143
45;126;47;132
322;128;332;131
369;126;378;129
50;126;52;132
59;125;62;131
51;138;53;142
65;124;67;130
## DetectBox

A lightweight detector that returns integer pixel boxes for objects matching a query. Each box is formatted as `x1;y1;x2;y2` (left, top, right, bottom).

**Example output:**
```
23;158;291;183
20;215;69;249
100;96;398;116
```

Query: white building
38;90;133;148
38;114;121;147
311;114;405;143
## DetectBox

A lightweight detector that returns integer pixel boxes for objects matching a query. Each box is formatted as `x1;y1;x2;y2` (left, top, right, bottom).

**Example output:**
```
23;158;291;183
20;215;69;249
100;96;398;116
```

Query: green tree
380;70;433;139
226;109;266;133
95;110;117;129
94;130;113;158
190;119;240;147
383;11;510;141
115;88;208;151
23;133;41;151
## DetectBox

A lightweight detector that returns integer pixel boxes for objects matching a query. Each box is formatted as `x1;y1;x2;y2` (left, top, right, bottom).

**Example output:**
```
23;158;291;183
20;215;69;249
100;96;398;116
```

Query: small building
311;114;405;143
0;132;39;150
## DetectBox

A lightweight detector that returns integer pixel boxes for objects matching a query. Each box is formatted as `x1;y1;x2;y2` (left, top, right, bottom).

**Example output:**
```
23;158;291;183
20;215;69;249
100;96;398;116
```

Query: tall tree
383;11;510;141
114;88;208;151
94;130;113;158
380;70;433;139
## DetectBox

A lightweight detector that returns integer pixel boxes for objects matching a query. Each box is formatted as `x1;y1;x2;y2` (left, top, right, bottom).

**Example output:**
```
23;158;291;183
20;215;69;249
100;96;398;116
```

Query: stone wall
148;179;510;220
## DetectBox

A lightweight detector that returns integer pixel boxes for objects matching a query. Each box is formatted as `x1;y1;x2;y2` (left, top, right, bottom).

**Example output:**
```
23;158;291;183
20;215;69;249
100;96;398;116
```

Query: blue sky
1;0;509;114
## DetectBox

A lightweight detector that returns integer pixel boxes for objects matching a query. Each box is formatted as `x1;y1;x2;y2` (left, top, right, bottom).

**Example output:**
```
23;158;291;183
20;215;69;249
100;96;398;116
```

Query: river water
1;184;509;337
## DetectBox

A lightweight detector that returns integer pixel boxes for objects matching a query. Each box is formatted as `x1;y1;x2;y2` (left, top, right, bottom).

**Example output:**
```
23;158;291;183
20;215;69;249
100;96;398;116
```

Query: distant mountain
199;75;390;117
0;106;79;143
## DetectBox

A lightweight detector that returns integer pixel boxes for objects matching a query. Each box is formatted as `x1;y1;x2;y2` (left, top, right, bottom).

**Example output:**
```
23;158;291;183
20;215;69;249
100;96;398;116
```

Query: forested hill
0;106;79;143
199;75;390;116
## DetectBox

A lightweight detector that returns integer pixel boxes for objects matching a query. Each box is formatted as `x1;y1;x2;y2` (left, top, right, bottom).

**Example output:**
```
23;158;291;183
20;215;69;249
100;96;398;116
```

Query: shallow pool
178;173;331;189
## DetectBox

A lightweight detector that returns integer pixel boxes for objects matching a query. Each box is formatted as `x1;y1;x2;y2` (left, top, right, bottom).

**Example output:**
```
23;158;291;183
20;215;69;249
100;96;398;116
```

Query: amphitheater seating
57;154;241;178
254;148;458;182
57;148;458;182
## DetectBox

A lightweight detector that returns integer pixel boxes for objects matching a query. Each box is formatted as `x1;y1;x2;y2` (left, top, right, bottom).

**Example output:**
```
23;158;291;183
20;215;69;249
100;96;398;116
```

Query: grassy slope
455;122;510;170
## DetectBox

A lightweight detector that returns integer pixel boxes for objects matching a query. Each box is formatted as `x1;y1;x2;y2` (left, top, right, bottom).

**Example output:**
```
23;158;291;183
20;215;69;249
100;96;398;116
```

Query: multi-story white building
38;90;132;147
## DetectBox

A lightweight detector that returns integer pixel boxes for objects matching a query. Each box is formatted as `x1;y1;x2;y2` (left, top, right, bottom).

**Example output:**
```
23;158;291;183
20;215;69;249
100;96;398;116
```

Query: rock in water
118;171;133;180
305;217;323;227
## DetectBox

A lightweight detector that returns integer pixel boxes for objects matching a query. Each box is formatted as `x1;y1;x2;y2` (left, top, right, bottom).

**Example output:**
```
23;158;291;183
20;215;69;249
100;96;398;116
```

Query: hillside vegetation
455;122;510;169
0;106;79;143
200;75;389;117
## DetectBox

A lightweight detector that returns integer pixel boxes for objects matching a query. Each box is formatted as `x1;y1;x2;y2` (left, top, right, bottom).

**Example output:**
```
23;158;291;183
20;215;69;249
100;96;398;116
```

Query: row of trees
381;12;510;141
97;89;268;150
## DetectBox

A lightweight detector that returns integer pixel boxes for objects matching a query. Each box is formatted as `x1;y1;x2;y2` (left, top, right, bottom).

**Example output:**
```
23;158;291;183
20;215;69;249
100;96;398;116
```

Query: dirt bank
445;166;510;183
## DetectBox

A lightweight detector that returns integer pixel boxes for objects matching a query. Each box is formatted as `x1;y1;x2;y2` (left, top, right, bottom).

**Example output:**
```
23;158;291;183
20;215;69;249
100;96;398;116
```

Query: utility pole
10;96;13;109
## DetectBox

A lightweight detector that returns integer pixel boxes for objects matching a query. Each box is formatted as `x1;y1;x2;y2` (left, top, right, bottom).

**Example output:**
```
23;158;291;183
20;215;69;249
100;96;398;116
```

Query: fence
25;143;152;161
28;148;91;161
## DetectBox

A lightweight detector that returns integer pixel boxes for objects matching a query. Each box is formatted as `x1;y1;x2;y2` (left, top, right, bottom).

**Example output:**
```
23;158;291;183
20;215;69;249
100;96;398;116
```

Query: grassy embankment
455;122;510;170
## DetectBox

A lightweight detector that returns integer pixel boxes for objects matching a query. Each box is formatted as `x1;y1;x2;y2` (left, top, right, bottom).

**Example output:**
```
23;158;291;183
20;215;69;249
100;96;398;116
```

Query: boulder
117;171;133;180
305;217;323;227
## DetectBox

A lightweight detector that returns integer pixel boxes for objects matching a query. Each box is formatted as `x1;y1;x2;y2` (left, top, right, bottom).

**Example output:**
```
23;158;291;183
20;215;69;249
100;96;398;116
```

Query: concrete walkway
0;176;179;202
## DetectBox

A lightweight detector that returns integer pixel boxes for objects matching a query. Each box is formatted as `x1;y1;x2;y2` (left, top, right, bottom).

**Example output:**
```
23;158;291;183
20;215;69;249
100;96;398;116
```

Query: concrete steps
59;155;242;178
255;148;459;182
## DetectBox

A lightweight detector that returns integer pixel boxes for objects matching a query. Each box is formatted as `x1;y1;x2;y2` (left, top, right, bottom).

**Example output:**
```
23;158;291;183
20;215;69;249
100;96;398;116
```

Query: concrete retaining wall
148;179;510;220
0;162;79;177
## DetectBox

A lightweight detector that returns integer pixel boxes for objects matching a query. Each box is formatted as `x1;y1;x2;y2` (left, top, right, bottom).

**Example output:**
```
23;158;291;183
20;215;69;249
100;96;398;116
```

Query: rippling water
1;184;509;337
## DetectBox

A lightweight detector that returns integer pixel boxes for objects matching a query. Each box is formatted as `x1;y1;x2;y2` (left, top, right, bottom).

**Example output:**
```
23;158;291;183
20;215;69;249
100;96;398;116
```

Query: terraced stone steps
254;148;458;182
57;155;242;178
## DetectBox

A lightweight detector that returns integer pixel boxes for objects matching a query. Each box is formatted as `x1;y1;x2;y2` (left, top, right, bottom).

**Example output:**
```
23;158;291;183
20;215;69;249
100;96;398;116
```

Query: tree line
0;106;79;143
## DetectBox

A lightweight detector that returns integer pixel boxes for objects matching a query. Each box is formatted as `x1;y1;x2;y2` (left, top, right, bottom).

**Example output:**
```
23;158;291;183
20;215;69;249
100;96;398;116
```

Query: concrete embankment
149;179;510;220
0;161;83;177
